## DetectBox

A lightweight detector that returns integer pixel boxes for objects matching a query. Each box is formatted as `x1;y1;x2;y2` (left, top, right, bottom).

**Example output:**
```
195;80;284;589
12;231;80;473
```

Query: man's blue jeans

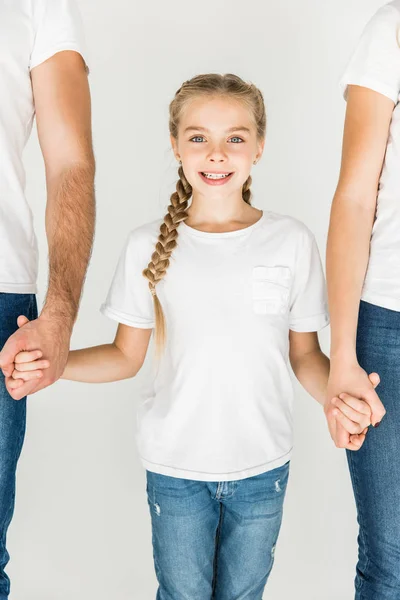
0;293;37;599
347;300;400;599
146;461;289;599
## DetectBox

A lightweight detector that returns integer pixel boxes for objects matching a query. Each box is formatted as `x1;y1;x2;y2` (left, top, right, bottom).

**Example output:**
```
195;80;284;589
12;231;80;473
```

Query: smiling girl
10;74;375;598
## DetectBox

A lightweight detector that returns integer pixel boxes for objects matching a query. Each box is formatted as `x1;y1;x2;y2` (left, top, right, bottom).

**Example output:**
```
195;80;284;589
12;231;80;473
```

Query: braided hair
143;74;266;353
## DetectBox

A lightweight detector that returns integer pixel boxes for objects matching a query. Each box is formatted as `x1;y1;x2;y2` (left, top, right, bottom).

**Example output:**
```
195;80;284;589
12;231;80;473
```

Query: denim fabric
347;300;400;600
0;293;37;600
146;461;289;599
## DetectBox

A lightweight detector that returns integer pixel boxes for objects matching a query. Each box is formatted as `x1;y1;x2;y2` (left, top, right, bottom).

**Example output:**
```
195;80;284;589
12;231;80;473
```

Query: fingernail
374;422;381;428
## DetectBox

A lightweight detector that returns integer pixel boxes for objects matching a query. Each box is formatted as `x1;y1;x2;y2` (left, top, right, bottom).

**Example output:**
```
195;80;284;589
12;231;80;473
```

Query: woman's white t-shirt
340;0;400;311
101;212;329;482
0;0;88;293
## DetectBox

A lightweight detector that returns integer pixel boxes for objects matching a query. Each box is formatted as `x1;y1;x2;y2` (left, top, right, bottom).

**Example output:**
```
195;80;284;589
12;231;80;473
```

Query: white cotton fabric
340;1;400;310
101;211;329;482
0;0;88;293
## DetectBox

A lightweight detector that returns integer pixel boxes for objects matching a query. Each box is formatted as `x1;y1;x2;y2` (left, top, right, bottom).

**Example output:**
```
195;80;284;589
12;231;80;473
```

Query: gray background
8;0;384;597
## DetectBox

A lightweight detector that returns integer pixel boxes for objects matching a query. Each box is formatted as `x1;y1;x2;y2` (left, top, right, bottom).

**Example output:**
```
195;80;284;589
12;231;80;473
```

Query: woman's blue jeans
348;300;400;599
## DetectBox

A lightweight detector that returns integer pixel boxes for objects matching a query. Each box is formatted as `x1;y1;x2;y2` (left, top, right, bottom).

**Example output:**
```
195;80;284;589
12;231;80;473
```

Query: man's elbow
46;140;96;186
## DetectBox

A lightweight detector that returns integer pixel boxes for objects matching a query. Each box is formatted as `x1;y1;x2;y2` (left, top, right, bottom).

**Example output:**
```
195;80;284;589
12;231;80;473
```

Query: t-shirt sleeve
30;0;89;72
340;4;400;104
100;232;155;329
289;230;329;332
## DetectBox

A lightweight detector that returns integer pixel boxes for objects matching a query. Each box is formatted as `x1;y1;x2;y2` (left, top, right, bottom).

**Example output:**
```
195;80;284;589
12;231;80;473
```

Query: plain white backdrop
7;1;386;598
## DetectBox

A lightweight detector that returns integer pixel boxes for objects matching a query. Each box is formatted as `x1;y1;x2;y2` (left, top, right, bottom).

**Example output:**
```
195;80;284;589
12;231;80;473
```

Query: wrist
38;309;74;336
329;346;358;366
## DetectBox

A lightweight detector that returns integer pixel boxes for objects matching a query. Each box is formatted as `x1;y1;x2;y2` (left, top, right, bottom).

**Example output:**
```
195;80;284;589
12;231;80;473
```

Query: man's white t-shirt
0;0;88;294
101;212;329;482
340;0;400;311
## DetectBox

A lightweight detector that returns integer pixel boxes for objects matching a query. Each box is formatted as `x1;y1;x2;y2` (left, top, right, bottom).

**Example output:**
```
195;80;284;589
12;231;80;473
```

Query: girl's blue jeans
146;461;289;599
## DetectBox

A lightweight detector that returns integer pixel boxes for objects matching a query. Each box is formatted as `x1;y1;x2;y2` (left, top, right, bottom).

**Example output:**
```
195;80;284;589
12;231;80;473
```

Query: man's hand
0;315;71;400
325;362;385;451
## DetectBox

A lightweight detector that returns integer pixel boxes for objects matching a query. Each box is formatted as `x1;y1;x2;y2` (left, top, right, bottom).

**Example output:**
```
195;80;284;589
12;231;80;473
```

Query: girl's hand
9;350;50;389
330;393;372;450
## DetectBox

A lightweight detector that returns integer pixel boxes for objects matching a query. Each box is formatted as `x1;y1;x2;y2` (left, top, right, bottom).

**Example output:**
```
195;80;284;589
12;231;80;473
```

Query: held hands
325;365;385;451
0;314;71;400
10;353;376;450
327;372;377;451
8;317;379;453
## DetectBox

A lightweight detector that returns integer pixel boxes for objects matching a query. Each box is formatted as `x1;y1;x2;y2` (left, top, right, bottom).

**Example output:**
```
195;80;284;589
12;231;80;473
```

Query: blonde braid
242;175;252;205
143;73;266;354
143;166;192;352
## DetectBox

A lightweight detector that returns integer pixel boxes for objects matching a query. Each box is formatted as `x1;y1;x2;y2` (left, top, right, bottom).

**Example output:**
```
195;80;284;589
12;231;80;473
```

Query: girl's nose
208;146;227;162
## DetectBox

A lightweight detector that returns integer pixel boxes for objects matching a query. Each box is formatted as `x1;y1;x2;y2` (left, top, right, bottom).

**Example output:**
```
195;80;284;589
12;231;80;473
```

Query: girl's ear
255;138;266;163
170;135;180;162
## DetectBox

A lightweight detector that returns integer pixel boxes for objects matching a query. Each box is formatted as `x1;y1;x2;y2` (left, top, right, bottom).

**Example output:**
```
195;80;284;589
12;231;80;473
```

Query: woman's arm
326;85;392;441
327;85;393;363
10;322;152;386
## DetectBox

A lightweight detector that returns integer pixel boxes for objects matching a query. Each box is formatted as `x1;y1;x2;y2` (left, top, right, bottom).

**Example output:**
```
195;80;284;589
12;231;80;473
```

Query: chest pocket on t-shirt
252;266;291;315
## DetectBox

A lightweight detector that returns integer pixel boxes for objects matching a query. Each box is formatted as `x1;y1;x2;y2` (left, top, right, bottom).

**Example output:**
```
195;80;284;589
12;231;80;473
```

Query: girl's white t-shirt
0;0;88;294
340;0;400;311
101;212;329;482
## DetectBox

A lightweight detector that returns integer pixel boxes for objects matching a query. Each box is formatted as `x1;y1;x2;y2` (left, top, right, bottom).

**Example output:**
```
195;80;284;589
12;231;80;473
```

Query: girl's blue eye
190;136;205;143
229;137;244;143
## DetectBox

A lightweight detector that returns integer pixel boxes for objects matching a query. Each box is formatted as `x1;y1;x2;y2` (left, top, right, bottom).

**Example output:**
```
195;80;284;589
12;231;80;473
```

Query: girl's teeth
203;173;230;179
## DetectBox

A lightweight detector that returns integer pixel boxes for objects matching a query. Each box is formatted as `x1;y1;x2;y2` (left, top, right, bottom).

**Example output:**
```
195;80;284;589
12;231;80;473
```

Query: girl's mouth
199;171;234;185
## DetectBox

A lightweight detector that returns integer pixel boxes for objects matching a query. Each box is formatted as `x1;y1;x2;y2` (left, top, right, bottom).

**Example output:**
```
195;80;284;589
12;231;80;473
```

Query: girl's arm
289;330;329;406
289;330;377;451
62;324;152;382
9;322;152;386
326;86;391;440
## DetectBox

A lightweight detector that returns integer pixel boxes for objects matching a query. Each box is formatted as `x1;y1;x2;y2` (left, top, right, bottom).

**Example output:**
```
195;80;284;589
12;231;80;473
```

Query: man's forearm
41;160;95;328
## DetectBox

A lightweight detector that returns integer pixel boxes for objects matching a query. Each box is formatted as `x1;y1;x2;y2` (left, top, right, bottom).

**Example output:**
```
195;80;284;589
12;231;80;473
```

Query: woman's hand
330;392;371;451
325;362;385;451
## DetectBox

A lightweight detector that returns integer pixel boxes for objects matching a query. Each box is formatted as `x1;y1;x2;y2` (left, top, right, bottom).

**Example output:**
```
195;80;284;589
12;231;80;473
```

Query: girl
326;2;400;598
10;74;374;598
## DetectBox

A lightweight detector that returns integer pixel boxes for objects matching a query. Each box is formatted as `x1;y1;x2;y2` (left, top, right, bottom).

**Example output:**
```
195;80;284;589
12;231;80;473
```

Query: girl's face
171;95;264;200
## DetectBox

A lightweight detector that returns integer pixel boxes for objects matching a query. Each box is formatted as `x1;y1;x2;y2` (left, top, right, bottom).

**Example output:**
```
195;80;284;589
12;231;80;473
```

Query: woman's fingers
365;387;386;427
368;372;380;389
